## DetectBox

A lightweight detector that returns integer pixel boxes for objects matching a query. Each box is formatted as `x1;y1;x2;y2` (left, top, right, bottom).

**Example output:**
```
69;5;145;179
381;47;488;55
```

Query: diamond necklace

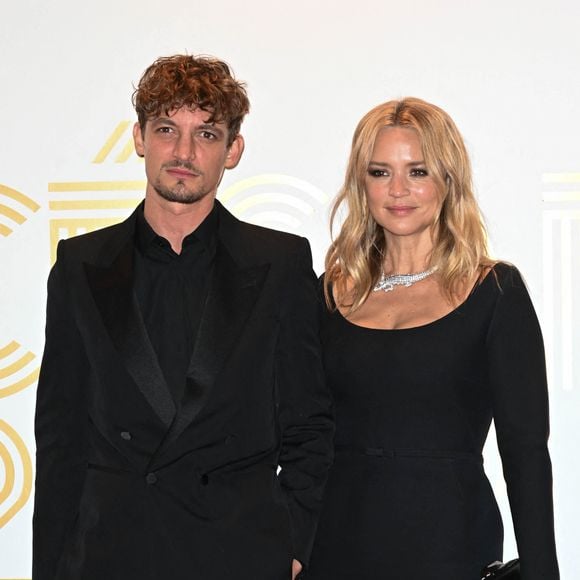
373;266;438;292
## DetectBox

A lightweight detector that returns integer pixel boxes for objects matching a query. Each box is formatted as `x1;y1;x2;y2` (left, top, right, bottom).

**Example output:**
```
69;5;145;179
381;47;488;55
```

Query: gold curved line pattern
0;184;41;211
0;440;15;504
246;211;301;228
0;203;26;225
0;419;32;528
92;121;132;163
0;223;13;237
0;368;40;399
0;419;33;528
220;173;329;203
232;193;315;216
0;342;20;359
0;352;36;380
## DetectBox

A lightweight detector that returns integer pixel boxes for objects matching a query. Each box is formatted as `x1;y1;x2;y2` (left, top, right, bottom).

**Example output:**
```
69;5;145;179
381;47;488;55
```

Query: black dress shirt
133;204;218;405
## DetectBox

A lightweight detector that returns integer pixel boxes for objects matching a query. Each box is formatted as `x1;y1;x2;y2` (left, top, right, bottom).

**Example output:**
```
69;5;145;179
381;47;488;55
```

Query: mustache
162;161;203;174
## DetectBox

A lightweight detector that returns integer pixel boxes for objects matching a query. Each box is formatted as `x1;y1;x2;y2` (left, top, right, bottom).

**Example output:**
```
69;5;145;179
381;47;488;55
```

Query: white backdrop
1;0;579;577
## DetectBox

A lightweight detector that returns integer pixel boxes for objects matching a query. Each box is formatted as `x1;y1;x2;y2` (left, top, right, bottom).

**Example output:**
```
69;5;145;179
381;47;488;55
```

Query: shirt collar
135;201;219;257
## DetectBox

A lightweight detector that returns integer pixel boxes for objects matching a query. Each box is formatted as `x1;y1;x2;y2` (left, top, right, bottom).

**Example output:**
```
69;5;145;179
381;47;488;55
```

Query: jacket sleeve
275;237;334;567
486;265;559;580
33;240;88;580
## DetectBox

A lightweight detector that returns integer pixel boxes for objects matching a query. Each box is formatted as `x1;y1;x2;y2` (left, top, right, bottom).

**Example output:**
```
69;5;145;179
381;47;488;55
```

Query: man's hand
291;558;303;579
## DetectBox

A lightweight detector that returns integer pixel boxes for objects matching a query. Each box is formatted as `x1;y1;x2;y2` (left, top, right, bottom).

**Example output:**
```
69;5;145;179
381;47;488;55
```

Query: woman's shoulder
485;261;527;293
465;262;532;314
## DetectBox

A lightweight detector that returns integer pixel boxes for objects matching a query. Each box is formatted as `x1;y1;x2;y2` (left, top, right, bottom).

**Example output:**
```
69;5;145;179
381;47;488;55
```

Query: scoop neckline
333;268;495;333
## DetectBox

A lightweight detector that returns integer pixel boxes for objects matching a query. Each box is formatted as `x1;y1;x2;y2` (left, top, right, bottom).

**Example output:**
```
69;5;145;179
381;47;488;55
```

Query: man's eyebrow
149;118;225;134
150;116;176;125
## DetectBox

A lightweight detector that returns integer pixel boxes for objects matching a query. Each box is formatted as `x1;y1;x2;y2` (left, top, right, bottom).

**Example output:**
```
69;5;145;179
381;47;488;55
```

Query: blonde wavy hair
325;97;494;313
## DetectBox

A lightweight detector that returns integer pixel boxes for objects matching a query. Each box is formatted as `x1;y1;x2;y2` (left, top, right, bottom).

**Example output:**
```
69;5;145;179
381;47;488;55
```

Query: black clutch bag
481;559;520;579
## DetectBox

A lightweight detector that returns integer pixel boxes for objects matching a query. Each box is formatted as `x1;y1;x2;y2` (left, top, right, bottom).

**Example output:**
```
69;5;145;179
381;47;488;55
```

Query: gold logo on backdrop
92;121;138;164
542;173;580;391
0;184;40;238
0;341;39;399
0;419;33;529
48;183;144;263
0;342;37;527
48;121;144;262
219;174;329;235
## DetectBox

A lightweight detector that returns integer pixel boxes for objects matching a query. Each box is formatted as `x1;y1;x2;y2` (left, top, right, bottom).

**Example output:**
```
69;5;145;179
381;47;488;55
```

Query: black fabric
133;204;218;404
33;201;334;580
304;264;558;580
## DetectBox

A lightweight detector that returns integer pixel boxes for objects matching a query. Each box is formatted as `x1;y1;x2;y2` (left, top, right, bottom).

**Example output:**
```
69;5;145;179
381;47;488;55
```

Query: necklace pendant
372;266;438;293
372;275;395;292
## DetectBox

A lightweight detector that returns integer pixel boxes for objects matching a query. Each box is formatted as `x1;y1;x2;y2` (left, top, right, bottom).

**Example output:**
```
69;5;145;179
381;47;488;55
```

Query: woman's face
364;126;441;243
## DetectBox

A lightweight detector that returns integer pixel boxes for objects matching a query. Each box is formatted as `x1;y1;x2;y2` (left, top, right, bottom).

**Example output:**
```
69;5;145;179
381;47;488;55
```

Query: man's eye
156;126;173;133
200;131;217;140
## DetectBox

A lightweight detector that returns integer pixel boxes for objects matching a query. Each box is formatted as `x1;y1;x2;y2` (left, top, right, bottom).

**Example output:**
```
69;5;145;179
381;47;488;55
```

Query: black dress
305;264;558;580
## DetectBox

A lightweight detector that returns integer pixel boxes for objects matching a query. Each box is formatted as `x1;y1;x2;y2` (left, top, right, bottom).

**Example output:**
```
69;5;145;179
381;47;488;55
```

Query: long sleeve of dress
486;265;559;580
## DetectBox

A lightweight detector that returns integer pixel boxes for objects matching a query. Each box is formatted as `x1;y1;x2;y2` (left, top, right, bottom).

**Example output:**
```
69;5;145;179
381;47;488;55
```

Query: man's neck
143;194;216;254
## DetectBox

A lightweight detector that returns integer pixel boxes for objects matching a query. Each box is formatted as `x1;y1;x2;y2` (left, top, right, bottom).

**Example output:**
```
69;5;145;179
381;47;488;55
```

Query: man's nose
173;134;196;161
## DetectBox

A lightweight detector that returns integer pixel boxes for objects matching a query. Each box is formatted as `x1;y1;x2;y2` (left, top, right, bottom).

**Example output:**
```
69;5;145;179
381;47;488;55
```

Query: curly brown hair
132;54;250;144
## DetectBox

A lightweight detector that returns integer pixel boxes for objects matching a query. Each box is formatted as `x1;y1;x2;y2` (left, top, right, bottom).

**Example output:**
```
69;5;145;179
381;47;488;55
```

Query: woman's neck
382;231;435;274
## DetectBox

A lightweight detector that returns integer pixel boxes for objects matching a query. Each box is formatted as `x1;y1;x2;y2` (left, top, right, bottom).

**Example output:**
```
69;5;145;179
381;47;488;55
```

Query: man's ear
133;122;145;158
224;134;244;169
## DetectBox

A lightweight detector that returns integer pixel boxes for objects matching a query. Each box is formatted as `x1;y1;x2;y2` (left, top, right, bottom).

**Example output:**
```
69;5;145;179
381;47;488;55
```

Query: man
33;55;333;580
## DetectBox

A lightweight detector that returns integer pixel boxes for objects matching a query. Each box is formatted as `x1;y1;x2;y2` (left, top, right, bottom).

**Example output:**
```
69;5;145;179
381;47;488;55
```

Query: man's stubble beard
152;178;210;205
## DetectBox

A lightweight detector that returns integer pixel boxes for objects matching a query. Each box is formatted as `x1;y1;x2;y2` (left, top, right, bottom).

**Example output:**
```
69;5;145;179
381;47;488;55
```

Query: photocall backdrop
1;0;579;577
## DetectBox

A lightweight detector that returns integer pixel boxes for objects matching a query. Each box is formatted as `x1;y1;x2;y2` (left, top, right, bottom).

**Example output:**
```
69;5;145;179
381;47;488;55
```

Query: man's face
133;107;243;205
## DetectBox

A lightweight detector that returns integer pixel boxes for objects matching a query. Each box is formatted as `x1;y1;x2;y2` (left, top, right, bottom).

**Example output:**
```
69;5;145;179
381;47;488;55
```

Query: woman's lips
386;205;416;216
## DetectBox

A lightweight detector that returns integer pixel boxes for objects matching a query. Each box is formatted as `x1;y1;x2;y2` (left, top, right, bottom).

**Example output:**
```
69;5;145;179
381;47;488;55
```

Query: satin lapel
160;239;270;449
84;239;176;428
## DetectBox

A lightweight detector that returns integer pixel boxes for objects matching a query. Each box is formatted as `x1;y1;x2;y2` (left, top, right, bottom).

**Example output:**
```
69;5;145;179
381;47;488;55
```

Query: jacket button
200;474;209;486
120;431;132;440
146;473;157;485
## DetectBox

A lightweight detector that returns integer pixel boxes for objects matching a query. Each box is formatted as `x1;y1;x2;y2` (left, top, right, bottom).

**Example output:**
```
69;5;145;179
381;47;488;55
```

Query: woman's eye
410;168;428;177
368;169;388;177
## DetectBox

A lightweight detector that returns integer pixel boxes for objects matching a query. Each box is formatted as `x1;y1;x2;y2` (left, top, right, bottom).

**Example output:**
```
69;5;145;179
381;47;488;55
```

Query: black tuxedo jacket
33;202;334;580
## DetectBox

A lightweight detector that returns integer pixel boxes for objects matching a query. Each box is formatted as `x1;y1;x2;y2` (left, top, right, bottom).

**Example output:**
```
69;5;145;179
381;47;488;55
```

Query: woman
304;98;559;579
